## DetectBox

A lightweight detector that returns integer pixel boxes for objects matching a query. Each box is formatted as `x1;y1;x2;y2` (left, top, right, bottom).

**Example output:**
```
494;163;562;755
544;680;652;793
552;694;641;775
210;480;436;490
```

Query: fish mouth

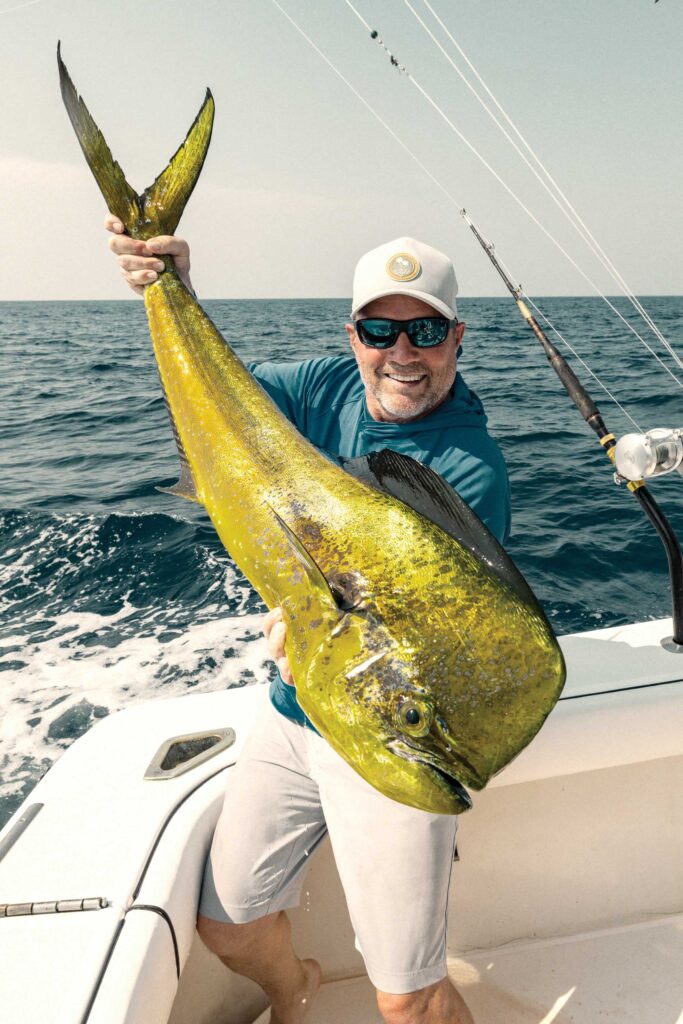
387;739;473;810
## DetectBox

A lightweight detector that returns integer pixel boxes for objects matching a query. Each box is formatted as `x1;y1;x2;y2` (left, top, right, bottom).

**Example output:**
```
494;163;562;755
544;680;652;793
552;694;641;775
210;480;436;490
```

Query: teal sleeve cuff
269;672;321;734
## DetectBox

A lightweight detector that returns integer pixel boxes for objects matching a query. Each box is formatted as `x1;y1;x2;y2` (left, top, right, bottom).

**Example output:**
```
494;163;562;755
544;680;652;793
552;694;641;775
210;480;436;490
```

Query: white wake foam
0;603;272;806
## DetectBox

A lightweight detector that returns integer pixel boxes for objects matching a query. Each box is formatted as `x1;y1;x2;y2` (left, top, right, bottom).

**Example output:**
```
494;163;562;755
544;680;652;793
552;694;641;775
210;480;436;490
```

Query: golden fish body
59;50;565;814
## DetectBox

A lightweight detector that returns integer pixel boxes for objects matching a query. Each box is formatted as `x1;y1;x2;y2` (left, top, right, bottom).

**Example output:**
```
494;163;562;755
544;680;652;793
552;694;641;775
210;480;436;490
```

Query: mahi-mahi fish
58;46;565;815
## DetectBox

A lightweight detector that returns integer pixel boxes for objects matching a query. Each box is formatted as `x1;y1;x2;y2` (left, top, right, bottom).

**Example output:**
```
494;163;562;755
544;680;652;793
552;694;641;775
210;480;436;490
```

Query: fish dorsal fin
342;449;538;608
267;506;340;613
155;383;201;504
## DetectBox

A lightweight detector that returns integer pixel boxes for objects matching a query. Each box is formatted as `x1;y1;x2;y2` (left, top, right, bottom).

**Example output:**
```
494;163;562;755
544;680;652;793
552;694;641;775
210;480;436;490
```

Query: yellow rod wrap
627;479;645;492
599;434;616;446
516;299;532;320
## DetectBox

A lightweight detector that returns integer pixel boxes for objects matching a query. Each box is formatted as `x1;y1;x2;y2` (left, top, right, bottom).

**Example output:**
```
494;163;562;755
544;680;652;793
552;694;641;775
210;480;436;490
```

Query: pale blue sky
1;0;681;300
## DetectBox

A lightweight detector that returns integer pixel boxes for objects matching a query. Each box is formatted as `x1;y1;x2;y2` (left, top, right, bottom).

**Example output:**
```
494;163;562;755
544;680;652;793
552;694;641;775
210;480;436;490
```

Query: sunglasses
355;317;456;349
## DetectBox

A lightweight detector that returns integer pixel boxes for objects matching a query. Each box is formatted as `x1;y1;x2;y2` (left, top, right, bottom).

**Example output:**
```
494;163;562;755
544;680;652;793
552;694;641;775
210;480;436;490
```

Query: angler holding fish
59;47;564;1024
111;227;490;1024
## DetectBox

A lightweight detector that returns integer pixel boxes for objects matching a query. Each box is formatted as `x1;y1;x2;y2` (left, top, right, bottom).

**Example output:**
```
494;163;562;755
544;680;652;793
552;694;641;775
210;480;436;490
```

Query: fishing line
408;0;680;373
267;0;669;422
508;295;645;434
268;0;461;210
340;0;683;391
0;0;44;14
463;206;646;432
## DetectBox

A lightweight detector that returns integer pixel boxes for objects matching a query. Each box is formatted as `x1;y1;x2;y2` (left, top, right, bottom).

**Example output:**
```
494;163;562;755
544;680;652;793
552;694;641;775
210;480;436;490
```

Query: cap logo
386;252;420;282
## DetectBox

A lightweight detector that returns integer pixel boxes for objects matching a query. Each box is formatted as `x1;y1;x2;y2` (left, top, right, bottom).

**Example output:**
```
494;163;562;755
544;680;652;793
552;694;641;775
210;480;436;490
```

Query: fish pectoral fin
58;44;214;239
342;449;538;610
267;506;340;613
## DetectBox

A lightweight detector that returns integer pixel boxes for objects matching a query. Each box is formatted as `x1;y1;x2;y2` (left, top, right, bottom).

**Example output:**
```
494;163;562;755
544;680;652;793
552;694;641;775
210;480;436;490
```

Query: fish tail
57;42;214;240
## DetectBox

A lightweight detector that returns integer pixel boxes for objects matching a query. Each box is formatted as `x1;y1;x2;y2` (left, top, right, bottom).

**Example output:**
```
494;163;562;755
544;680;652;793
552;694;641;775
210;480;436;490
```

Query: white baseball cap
351;237;458;319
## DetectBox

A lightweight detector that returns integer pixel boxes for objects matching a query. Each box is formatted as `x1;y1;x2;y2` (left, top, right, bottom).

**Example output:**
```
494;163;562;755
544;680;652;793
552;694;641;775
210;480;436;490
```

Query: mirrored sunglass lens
358;320;396;346
361;319;395;337
411;319;450;347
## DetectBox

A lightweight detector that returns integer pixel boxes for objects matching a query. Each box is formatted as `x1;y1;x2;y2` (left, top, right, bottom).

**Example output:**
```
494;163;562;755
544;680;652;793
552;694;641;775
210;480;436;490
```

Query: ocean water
1;295;682;829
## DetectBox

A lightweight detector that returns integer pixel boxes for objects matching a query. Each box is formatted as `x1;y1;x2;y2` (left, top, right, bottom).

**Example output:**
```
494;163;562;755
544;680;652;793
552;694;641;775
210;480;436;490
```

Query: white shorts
199;690;458;994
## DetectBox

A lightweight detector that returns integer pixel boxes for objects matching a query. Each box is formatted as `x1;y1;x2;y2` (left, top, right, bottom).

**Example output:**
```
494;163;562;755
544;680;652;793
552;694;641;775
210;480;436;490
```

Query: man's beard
362;362;455;422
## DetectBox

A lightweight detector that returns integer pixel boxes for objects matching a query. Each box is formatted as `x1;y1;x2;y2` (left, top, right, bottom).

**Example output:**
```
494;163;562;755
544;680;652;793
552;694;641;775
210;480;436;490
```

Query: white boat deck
253;915;683;1024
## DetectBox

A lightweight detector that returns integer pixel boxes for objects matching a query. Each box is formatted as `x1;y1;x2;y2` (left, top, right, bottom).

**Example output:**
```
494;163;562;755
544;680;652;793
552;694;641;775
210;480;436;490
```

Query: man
107;221;511;1024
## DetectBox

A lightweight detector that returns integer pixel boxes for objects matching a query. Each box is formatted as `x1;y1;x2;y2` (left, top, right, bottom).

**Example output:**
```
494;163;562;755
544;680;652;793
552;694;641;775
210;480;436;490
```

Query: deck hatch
144;728;236;780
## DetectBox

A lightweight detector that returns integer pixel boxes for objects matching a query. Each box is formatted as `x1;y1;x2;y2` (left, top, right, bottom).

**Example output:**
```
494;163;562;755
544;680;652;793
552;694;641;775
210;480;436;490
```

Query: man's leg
376;977;475;1024
309;730;474;1023
197;911;321;1024
196;695;328;1023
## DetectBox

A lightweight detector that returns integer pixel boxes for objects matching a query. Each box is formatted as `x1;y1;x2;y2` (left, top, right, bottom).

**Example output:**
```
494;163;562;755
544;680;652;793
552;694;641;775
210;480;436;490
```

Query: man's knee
196;910;280;961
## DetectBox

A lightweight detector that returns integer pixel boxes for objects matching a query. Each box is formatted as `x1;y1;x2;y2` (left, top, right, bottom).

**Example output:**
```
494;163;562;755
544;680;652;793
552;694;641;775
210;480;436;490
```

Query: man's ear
345;321;357;348
455;321;465;359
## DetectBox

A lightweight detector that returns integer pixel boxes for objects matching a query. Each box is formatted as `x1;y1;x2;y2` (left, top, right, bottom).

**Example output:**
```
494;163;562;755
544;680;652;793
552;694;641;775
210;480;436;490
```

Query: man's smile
382;369;428;386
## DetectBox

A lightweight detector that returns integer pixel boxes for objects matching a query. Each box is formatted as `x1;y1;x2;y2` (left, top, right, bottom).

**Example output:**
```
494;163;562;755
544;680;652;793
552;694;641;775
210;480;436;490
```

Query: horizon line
2;293;682;304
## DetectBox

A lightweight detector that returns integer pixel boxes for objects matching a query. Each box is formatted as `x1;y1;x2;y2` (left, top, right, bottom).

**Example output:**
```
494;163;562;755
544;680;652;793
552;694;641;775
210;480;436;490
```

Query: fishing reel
614;428;683;482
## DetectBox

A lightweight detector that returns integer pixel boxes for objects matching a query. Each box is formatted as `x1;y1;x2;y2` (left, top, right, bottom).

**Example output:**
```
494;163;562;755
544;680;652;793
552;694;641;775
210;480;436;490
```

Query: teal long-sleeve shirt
247;355;511;730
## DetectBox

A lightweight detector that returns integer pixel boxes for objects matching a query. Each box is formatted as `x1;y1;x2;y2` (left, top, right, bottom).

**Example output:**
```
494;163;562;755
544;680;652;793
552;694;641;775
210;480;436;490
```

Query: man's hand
105;214;193;295
264;607;294;686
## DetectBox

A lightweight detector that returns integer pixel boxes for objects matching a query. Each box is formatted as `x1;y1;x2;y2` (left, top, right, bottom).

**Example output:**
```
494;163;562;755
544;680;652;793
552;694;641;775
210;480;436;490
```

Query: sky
0;0;681;301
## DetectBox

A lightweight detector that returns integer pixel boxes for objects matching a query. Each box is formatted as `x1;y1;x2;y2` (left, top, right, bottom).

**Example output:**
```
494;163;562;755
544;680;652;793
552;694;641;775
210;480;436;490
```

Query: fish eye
396;699;433;738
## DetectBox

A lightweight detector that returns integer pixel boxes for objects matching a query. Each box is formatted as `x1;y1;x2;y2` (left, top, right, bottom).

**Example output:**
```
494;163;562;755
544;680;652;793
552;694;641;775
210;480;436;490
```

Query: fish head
296;604;476;815
295;579;565;817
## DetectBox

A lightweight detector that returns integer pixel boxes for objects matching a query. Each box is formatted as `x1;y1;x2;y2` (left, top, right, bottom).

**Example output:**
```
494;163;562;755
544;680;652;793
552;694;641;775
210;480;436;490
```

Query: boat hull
1;618;682;1023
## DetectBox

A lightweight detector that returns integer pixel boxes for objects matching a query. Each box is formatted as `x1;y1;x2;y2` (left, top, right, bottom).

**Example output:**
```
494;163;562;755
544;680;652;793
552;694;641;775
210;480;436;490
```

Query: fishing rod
461;211;683;647
268;1;683;642
364;11;683;645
